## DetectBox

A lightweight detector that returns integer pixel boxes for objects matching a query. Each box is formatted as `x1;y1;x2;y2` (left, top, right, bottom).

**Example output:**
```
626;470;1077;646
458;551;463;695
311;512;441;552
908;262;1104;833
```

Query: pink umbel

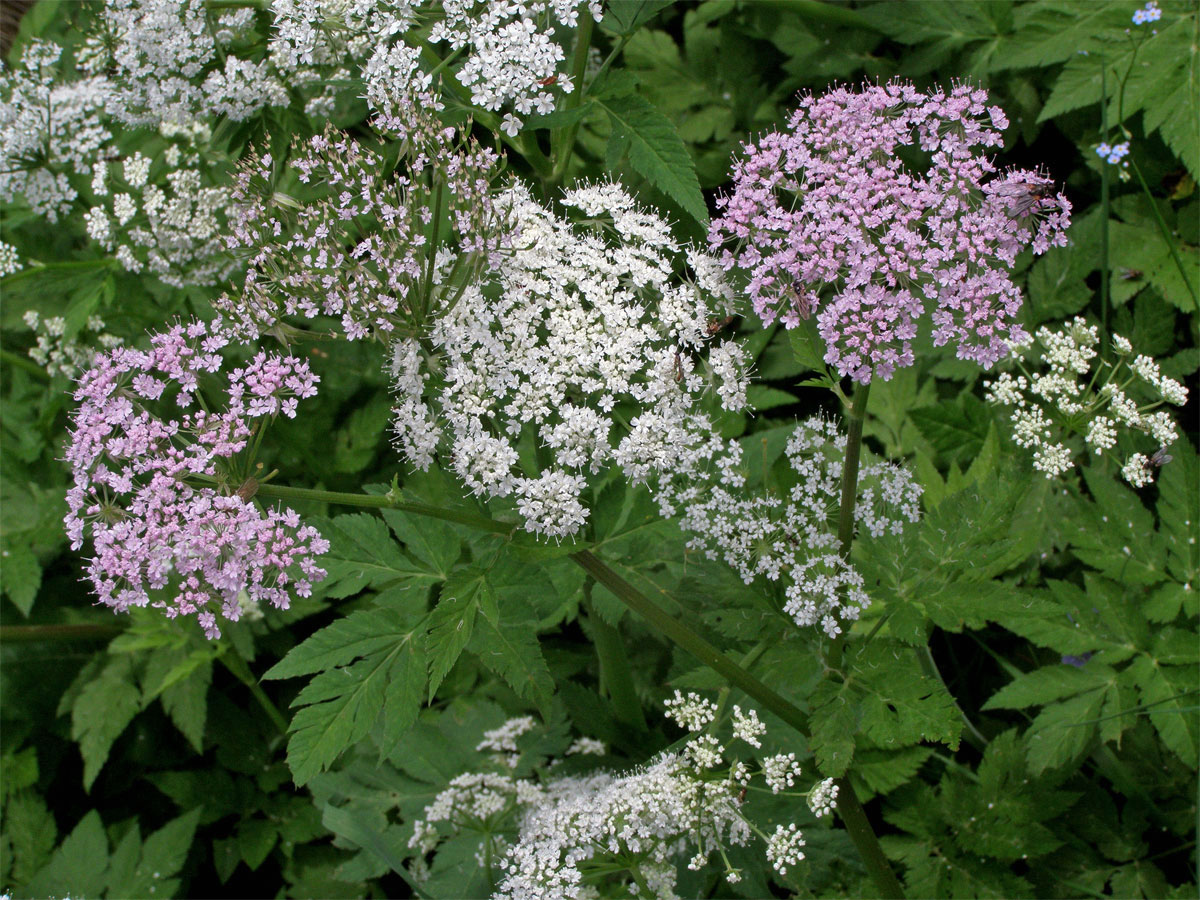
710;81;1071;383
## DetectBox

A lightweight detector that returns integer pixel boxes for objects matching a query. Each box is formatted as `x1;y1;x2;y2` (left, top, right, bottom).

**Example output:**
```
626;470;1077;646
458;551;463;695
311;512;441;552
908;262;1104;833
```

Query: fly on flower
994;180;1059;219
1148;447;1173;468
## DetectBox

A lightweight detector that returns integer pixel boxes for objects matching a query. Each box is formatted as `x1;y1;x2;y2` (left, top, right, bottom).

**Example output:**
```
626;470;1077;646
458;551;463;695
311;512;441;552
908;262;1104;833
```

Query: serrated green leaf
787;317;828;374
0;542;40;616
854;641;962;752
995;2;1130;71
24;810;108;899
809;679;855;777
121;808;201;899
159;659;211;753
312;513;444;606
237;817;277;871
468;612;555;717
426;583;481;701
1025;688;1105;775
4;792;57;886
852;746;933;798
597;92;708;225
270;608;426;786
984;662;1116;711
911;393;994;467
1128;656;1199;768
601;0;673;35
380;508;461;578
71;656;141;791
265;607;414;681
382;643;427;751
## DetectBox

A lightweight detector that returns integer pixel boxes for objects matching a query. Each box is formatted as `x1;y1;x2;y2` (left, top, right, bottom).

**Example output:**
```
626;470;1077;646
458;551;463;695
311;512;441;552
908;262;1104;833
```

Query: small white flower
663;690;717;732
731;705;765;748
501;113;521;137
762;753;802;793
1123;453;1153;487
765;823;806;875
807;777;839;817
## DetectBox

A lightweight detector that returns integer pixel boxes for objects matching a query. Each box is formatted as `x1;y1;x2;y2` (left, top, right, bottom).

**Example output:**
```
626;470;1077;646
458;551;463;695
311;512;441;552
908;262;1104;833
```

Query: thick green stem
827;381;871;673
824;380;907;897
571;550;811;734
836;778;905;899
220;647;290;736
549;11;596;184
1100;63;1112;358
584;581;648;731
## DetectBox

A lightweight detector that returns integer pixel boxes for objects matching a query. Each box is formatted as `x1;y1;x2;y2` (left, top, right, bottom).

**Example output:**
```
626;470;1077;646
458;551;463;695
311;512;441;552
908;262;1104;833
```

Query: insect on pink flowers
710;80;1072;383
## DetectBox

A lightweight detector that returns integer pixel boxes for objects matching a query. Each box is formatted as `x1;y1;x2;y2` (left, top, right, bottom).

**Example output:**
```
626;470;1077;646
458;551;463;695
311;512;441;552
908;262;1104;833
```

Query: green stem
583;580;648;731
220;647;290;736
1129;157;1198;308
570;549;810;735
1100;62;1112;358
836;778;905;899
549;10;596;184
0;624;124;643
827;381;871;673
254;482;520;537
0;349;49;381
0;258;116;285
822;379;907;898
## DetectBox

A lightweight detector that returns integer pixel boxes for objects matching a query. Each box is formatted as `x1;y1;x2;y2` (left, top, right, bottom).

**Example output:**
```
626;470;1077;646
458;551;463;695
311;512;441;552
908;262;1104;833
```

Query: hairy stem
583;580;648;731
254;482;520;536
570;549;810;735
825;380;907;898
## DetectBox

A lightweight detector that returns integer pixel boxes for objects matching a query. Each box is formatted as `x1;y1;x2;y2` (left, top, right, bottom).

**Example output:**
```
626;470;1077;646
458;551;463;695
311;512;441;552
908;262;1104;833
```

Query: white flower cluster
477;715;538;768
0;41;113;221
985;317;1188;486
663;690;718;731
22;311;123;379
431;0;602;134
87;133;234;287
391;181;750;539
808;776;839;817
658;416;923;637
87;0;288;126
0;242;21;277
408;699;834;896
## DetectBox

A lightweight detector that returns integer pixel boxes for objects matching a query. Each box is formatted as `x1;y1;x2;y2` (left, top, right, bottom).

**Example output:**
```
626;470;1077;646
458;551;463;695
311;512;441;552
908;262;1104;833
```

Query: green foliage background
1;1;1197;897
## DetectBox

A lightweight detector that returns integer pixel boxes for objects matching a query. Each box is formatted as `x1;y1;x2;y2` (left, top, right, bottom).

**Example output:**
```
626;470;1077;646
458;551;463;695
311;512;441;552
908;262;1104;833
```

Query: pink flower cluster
64;319;328;638
710;81;1071;383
